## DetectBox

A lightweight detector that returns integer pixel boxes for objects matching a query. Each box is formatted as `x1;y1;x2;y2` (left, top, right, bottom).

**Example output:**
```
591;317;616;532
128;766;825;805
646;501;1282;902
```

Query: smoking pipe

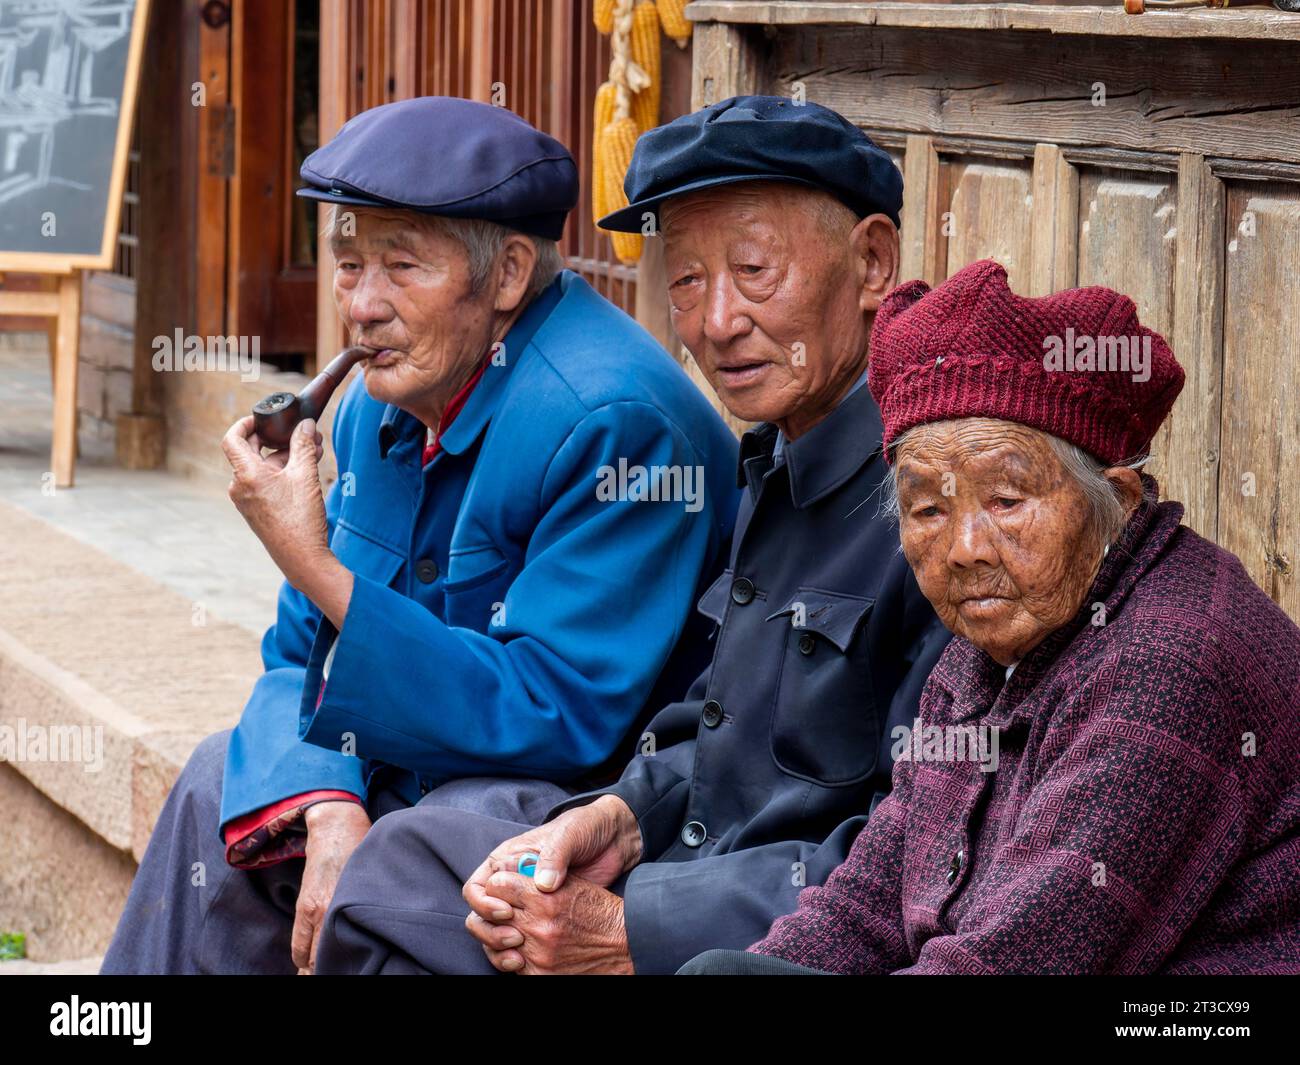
251;346;370;449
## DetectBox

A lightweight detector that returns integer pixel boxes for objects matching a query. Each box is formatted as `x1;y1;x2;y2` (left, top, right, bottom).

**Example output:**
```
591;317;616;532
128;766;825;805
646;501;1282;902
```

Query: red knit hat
868;260;1185;466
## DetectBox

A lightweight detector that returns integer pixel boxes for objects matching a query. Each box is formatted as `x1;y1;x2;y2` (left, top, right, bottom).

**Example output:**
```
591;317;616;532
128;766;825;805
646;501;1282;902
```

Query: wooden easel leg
44;274;60;391
44;276;76;460
51;272;81;488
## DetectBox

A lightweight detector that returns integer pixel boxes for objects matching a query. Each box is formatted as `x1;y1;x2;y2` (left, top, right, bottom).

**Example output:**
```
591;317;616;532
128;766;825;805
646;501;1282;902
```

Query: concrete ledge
0;499;264;957
0;763;134;963
0;499;261;856
0;628;146;854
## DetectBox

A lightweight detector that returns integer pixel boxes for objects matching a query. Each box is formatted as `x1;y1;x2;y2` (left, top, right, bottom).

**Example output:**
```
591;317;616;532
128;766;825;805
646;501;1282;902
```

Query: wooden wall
690;16;1299;621
314;0;641;364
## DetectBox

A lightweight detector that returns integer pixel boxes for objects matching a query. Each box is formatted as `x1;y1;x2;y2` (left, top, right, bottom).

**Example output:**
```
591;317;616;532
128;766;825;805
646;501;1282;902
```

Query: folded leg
100;729;303;975
316;777;571;975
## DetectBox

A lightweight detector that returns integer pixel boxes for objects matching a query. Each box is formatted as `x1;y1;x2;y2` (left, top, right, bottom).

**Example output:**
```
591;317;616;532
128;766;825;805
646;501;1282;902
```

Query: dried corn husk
655;0;692;46
591;80;617;224
601;115;643;262
629;1;661;132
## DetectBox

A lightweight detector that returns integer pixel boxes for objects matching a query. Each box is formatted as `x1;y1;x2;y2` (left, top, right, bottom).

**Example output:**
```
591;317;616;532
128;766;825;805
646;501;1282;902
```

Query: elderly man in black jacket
316;96;950;975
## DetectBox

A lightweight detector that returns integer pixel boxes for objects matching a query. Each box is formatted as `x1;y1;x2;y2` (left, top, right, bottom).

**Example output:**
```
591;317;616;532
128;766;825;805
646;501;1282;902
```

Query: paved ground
0;339;281;637
0;337;283;971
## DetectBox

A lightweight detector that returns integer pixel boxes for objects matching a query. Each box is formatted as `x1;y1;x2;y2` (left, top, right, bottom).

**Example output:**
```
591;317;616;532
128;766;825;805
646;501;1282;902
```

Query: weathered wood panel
767;27;1300;166
1074;172;1177;329
1074;168;1178;498
1168;154;1225;542
1218;182;1299;619
688;1;1300;43
944;159;1032;293
691;20;765;111
900;134;944;286
1028;144;1077;297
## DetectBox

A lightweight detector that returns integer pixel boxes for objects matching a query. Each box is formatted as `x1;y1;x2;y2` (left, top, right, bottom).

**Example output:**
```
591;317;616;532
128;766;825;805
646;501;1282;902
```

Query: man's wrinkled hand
468;873;633;975
293;800;371;973
464;794;639;902
462;795;641;973
222;415;330;592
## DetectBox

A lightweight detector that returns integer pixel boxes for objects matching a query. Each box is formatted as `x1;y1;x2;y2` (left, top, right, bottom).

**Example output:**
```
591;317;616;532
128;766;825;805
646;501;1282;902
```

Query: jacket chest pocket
766;587;879;786
695;568;732;635
443;543;512;630
331;521;406;588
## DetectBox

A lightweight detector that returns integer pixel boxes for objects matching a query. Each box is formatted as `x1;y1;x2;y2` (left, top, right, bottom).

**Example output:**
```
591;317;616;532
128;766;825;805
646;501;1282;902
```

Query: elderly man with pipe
314;97;952;975
101;97;740;974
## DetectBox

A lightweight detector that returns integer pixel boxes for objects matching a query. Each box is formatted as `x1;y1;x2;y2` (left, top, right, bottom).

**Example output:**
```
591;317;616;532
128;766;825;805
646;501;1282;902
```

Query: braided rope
608;0;650;121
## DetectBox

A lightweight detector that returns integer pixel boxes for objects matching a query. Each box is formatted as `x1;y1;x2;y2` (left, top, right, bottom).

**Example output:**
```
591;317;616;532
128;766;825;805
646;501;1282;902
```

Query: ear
492;234;540;314
1104;466;1145;519
851;214;900;316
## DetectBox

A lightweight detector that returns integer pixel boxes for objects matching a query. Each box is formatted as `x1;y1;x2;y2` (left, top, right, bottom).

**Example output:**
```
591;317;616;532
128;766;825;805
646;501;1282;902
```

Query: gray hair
881;422;1149;548
322;204;562;303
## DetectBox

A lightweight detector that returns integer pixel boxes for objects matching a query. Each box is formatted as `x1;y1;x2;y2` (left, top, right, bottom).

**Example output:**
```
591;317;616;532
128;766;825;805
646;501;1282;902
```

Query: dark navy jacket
547;378;952;974
219;271;740;831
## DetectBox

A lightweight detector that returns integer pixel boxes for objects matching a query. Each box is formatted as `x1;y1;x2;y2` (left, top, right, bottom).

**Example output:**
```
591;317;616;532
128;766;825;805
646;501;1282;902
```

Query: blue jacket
219;271;740;832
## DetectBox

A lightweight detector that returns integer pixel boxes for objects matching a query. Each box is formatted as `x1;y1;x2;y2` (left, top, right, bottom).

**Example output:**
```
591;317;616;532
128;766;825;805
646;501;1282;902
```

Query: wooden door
228;0;319;362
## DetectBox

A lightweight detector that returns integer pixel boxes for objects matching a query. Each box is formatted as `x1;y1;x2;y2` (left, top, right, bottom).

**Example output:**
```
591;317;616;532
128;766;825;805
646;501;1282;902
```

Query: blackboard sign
0;0;149;270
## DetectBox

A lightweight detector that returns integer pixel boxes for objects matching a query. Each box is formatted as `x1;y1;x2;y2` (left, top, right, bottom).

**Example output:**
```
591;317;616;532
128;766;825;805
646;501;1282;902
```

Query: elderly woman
682;258;1300;975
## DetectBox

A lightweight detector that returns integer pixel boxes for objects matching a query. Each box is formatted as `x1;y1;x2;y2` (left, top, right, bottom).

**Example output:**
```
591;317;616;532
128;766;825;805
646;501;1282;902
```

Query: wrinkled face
660;182;877;438
331;207;496;420
895;418;1105;666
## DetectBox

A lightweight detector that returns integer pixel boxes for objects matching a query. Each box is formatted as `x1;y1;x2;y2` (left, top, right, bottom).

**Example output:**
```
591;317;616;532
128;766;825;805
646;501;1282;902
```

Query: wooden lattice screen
322;0;635;320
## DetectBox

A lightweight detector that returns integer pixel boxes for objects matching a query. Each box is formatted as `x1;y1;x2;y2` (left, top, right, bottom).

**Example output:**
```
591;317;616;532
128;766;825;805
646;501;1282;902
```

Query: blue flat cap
599;95;902;233
297;97;578;240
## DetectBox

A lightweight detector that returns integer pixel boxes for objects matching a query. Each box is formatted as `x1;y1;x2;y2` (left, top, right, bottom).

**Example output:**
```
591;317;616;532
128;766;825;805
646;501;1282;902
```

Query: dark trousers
100;729;568;975
316;776;573;974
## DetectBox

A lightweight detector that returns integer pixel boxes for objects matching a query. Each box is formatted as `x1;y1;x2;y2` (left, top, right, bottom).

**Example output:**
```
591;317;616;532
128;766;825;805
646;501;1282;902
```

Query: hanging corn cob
601;114;642;263
591;80;617;224
594;0;616;33
594;0;651;263
655;0;692;46
629;2;661;135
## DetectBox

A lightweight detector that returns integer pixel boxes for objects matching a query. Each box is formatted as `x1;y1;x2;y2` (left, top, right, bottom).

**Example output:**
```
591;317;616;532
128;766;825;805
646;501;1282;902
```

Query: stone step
0;498;264;961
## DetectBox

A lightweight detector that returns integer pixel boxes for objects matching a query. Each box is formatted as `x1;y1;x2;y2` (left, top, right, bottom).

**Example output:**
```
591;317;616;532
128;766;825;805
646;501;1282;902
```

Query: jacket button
681;820;707;848
701;700;723;728
947;849;964;885
798;633;816;655
416;558;439;583
730;577;755;605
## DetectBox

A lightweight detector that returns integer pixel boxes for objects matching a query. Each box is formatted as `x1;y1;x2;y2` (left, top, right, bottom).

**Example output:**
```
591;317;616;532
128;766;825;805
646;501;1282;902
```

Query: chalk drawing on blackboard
0;0;133;252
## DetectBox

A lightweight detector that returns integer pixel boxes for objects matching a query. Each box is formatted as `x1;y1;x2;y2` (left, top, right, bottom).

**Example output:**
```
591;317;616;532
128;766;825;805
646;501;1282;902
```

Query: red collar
421;356;491;466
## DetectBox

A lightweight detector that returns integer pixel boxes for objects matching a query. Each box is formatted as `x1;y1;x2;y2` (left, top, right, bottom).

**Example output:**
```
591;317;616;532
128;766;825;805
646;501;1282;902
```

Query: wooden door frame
229;0;317;357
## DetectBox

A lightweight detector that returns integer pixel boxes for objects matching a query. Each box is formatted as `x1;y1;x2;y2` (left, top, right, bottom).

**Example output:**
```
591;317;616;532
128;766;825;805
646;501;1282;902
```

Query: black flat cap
297;96;578;240
599;95;902;233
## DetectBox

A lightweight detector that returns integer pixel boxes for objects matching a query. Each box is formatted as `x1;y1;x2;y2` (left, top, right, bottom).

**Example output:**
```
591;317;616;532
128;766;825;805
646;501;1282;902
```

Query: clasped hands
462;794;643;974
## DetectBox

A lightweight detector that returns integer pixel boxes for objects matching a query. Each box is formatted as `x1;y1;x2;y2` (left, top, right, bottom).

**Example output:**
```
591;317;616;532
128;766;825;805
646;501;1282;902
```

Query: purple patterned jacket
751;493;1300;974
